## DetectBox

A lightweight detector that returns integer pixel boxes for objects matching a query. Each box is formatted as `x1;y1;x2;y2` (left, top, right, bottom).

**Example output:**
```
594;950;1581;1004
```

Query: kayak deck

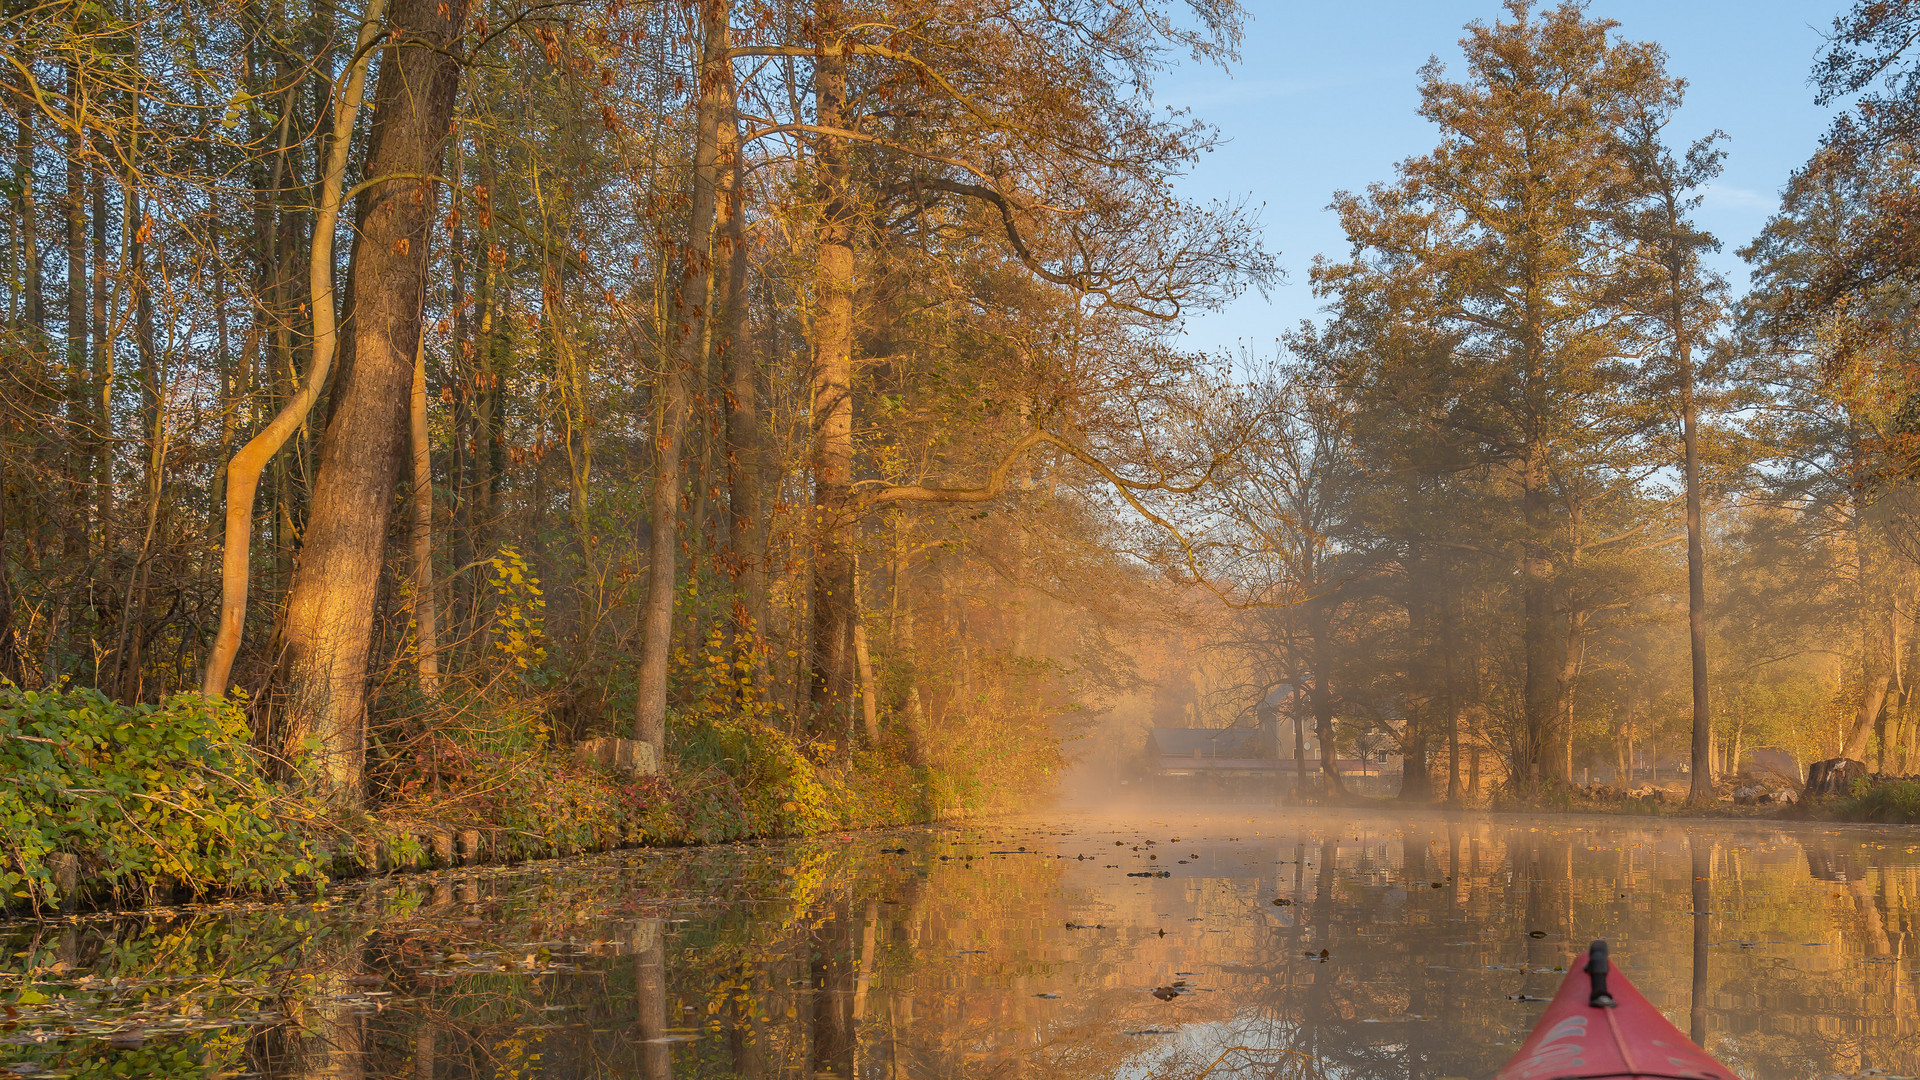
1491;942;1737;1080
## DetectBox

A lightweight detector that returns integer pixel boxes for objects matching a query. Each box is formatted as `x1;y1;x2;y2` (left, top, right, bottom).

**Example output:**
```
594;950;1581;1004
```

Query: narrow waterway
4;801;1918;1078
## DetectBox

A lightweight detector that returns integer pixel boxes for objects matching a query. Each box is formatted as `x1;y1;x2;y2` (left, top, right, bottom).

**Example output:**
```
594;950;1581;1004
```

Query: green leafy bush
0;688;323;907
1835;778;1920;822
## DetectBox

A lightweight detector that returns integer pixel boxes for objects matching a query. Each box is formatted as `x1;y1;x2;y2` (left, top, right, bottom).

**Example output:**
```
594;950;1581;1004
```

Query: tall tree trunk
719;86;766;644
1445;571;1463;802
0;437;18;685
1292;693;1308;796
15;106;44;335
201;0;389;697
1842;493;1894;763
114;189;165;703
808;12;857;720
1677;284;1714;804
1399;549;1435;801
852;555;878;744
633;0;730;763
276;0;467;802
410;322;439;695
1521;441;1560;790
1308;599;1347;798
62;93;87;571
88;162;108;559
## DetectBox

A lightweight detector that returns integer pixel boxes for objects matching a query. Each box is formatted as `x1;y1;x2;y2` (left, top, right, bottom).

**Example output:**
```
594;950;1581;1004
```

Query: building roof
1148;727;1265;759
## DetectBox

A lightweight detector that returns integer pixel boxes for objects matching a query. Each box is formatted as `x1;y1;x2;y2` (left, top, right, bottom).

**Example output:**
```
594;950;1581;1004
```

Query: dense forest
0;0;1916;833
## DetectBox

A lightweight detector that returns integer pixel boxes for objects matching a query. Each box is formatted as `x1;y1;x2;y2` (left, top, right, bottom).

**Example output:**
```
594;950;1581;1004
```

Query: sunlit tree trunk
202;0;388;698
719;98;766;646
853;558;878;744
808;10;857;720
1842;491;1894;763
277;0;468;801
634;0;731;765
410;324;439;694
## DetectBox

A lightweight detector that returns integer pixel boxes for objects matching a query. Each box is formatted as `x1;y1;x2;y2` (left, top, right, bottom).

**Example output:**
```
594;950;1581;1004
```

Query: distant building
1145;726;1282;775
1143;681;1402;792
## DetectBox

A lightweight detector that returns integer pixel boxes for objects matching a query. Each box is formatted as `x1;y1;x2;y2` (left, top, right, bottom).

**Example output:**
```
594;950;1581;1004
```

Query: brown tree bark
1399;548;1435;801
276;0;467;801
1680;323;1713;799
201;0;389;698
1308;598;1347;798
1521;442;1561;790
852;556;878;744
719;89;766;642
410;323;440;694
15;106;44;334
1842;493;1895;763
633;0;731;763
62;90;87;569
808;11;857;721
88;162;108;549
0;438;18;685
1445;572;1463;802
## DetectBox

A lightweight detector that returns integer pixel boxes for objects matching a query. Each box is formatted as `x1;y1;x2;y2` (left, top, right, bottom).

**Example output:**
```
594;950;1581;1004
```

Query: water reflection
4;808;1920;1078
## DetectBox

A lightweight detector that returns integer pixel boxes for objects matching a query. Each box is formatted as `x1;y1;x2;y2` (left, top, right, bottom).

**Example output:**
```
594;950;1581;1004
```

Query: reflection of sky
1112;1013;1305;1080
1163;1;1837;356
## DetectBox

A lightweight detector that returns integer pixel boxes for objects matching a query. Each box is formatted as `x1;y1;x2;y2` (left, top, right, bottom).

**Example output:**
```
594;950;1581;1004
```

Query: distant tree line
1190;0;1920;802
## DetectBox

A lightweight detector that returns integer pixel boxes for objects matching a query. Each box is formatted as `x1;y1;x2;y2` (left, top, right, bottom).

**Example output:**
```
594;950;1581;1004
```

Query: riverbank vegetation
0;0;1256;882
1;0;1918;884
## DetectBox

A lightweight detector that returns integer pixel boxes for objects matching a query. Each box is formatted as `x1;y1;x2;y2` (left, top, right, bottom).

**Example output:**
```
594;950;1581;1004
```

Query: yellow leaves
488;548;548;675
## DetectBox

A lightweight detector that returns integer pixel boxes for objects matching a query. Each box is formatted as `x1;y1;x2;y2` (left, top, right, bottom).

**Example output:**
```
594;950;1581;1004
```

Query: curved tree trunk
201;0;388;698
276;0;468;802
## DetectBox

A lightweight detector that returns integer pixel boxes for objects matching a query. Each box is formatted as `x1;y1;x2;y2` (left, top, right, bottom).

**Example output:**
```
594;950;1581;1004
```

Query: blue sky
1165;1;1842;355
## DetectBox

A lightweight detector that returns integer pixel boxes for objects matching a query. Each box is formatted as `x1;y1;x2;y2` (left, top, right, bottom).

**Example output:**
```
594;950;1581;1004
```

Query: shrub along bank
0;688;1051;913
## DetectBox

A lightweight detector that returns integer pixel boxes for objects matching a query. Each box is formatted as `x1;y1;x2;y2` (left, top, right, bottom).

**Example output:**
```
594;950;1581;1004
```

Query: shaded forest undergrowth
0;687;1045;913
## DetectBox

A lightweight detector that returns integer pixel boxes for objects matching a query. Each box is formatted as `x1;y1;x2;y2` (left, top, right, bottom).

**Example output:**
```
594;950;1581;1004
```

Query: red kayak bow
1492;941;1738;1080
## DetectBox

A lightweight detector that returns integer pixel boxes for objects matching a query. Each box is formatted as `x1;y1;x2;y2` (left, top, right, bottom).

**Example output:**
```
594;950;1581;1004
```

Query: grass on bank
0;686;1054;912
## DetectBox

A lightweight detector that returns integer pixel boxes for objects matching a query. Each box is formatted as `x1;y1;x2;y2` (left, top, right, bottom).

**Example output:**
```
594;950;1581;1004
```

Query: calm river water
4;801;1919;1078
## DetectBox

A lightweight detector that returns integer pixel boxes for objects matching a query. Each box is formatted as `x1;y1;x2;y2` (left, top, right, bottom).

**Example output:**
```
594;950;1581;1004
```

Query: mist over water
5;795;1917;1078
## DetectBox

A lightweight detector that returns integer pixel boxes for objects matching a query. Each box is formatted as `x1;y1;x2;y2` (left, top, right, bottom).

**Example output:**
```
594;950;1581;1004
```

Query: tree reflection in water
4;809;1920;1079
